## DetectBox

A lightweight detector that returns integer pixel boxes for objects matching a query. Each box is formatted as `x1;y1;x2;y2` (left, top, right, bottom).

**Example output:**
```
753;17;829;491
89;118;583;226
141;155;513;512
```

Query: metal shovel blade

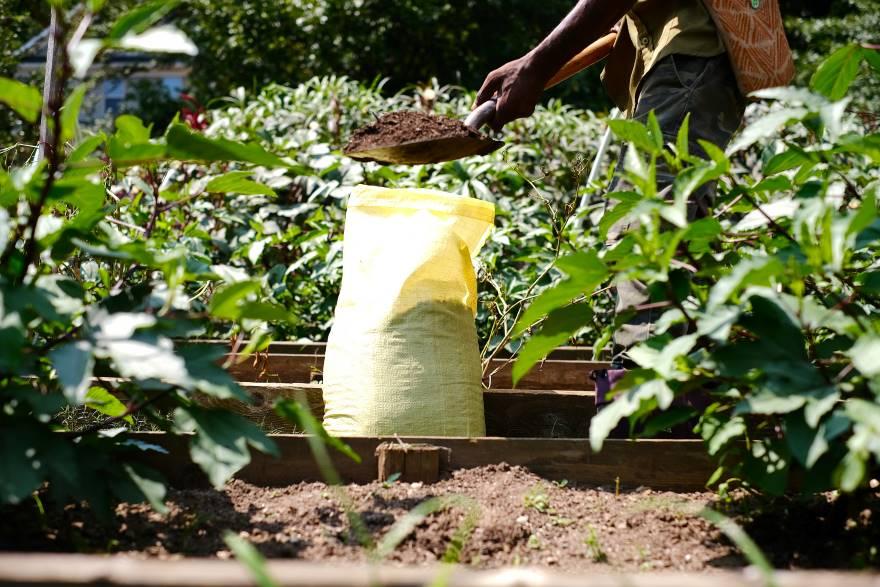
345;134;503;165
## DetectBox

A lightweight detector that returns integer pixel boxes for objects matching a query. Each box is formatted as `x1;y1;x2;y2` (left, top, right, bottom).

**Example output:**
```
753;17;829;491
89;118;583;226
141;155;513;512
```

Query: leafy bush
513;45;880;494
0;2;300;512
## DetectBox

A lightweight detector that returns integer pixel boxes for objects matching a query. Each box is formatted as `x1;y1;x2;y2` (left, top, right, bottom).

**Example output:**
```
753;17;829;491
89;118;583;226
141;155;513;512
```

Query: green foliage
0;4;286;514
174;0;608;110
515;47;880;494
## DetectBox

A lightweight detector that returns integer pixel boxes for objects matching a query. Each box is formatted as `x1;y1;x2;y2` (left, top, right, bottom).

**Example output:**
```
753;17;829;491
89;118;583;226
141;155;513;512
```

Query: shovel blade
345;135;503;165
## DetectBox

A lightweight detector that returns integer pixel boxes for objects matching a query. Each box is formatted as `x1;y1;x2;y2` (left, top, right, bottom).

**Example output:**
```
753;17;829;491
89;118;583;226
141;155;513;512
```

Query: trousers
607;52;746;366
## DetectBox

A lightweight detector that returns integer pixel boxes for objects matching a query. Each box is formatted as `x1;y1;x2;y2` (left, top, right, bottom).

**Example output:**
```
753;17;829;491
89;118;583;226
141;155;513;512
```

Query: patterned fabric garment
602;0;795;112
702;0;796;94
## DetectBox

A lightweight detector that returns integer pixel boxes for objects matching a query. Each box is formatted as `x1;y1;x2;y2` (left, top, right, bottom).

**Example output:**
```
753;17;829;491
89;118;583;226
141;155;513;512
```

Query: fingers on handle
475;73;501;107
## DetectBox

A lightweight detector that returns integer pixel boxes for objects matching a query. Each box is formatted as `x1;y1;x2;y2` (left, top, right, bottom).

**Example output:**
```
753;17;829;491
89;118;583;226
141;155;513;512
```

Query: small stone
216;550;232;560
410;482;424;489
869;478;879;489
516;515;529;525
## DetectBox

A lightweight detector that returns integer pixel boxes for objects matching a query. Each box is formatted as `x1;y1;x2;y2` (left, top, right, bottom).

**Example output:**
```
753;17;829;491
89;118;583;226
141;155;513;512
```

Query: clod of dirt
344;111;484;154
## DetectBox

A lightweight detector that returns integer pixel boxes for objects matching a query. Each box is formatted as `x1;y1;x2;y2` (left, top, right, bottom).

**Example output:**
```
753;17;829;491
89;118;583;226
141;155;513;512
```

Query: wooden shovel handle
544;32;618;90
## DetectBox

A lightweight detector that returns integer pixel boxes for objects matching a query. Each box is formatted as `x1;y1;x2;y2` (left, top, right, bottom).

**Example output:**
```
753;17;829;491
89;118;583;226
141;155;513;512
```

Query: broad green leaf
589;373;673;451
707;257;783;310
237;302;296;324
69;39;103;79
742;439;790;495
628;334;697;381
206;171;275;196
847;335;880;377
50;341;94;404
764;147;813;175
67;133;106;163
700;414;746;456
85;386;133;425
165;123;286;167
834;451;866;492
675;113;691;161
513;303;592;385
209;280;262;320
115;115;152;144
810;44;864;101
117;25;198;56
727;107;809;154
608;119;662;155
274;399;361;463
0;78;42;123
61;85;88;143
108;0;179;40
515;251;607;332
174;406;279;489
119;463;168;514
0;421;49;504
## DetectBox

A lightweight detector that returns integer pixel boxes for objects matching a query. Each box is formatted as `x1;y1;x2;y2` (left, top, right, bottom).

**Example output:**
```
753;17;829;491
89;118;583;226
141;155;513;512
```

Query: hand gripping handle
464;99;497;131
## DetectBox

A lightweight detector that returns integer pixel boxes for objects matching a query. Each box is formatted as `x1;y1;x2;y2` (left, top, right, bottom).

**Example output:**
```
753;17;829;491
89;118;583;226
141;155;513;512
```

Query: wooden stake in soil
375;442;450;483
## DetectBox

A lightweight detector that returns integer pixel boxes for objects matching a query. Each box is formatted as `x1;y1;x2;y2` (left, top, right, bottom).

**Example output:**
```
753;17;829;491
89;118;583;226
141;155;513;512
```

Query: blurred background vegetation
1;0;877;147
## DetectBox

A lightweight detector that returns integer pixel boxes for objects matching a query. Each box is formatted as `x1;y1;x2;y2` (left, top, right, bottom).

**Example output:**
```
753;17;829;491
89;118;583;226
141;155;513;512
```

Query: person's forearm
525;0;635;81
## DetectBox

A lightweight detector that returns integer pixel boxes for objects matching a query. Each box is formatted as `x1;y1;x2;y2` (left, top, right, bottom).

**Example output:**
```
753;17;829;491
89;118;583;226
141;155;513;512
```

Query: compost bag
322;186;495;437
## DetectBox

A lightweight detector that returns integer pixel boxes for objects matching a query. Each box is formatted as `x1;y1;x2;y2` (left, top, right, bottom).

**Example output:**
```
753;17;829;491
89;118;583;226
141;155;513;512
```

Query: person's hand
474;55;547;131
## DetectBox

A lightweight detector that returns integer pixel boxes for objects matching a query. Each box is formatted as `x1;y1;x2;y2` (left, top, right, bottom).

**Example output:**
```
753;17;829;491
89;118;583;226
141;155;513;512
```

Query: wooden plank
132;433;716;492
198;383;596;438
2;554;876;587
225;354;607;391
182;340;608;361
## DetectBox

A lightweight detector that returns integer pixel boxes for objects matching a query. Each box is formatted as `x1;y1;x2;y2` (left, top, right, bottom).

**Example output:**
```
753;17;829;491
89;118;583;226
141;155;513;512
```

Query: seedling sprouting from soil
523;484;552;514
584;526;608;563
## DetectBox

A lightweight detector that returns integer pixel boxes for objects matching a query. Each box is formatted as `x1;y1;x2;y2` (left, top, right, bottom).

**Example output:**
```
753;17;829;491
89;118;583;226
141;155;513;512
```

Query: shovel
346;32;618;166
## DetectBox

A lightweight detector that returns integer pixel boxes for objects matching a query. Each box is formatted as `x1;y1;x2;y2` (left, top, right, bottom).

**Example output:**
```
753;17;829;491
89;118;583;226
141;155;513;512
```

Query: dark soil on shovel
344;111;483;154
2;465;878;572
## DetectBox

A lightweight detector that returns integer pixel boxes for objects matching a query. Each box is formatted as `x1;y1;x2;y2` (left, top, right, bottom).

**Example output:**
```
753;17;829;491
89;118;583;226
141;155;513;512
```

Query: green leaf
274;399;361;463
810;44;865;101
701;414;746;456
0;420;48;504
224;532;278;587
727;107;809;154
108;0;179;41
608;119;662;155
85;386;133;425
515;251;607;332
61;85;88;143
120;463;168;514
67;133;106;163
0;78;42;123
513;303;592;386
209;280;262;320
174;406;279;489
675;112;691;161
165;123;286;167
742;439;790;495
847;335;880;377
115;115;152;144
50;341;94;404
834;451;866;492
589;374;673;451
764;147;813;176
117;25;198;56
700;509;777;587
238;302;296;324
206;171;275;196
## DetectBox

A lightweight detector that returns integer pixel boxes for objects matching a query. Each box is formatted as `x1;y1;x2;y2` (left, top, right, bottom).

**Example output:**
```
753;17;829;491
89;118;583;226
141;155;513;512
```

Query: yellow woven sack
322;186;495;437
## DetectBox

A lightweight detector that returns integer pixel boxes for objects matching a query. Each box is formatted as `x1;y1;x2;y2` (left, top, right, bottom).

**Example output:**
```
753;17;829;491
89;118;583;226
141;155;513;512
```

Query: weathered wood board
2;554;876;587
132;433;715;491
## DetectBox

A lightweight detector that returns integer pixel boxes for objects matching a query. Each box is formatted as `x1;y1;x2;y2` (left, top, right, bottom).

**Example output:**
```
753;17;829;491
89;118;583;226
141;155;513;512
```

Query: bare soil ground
2;465;878;572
